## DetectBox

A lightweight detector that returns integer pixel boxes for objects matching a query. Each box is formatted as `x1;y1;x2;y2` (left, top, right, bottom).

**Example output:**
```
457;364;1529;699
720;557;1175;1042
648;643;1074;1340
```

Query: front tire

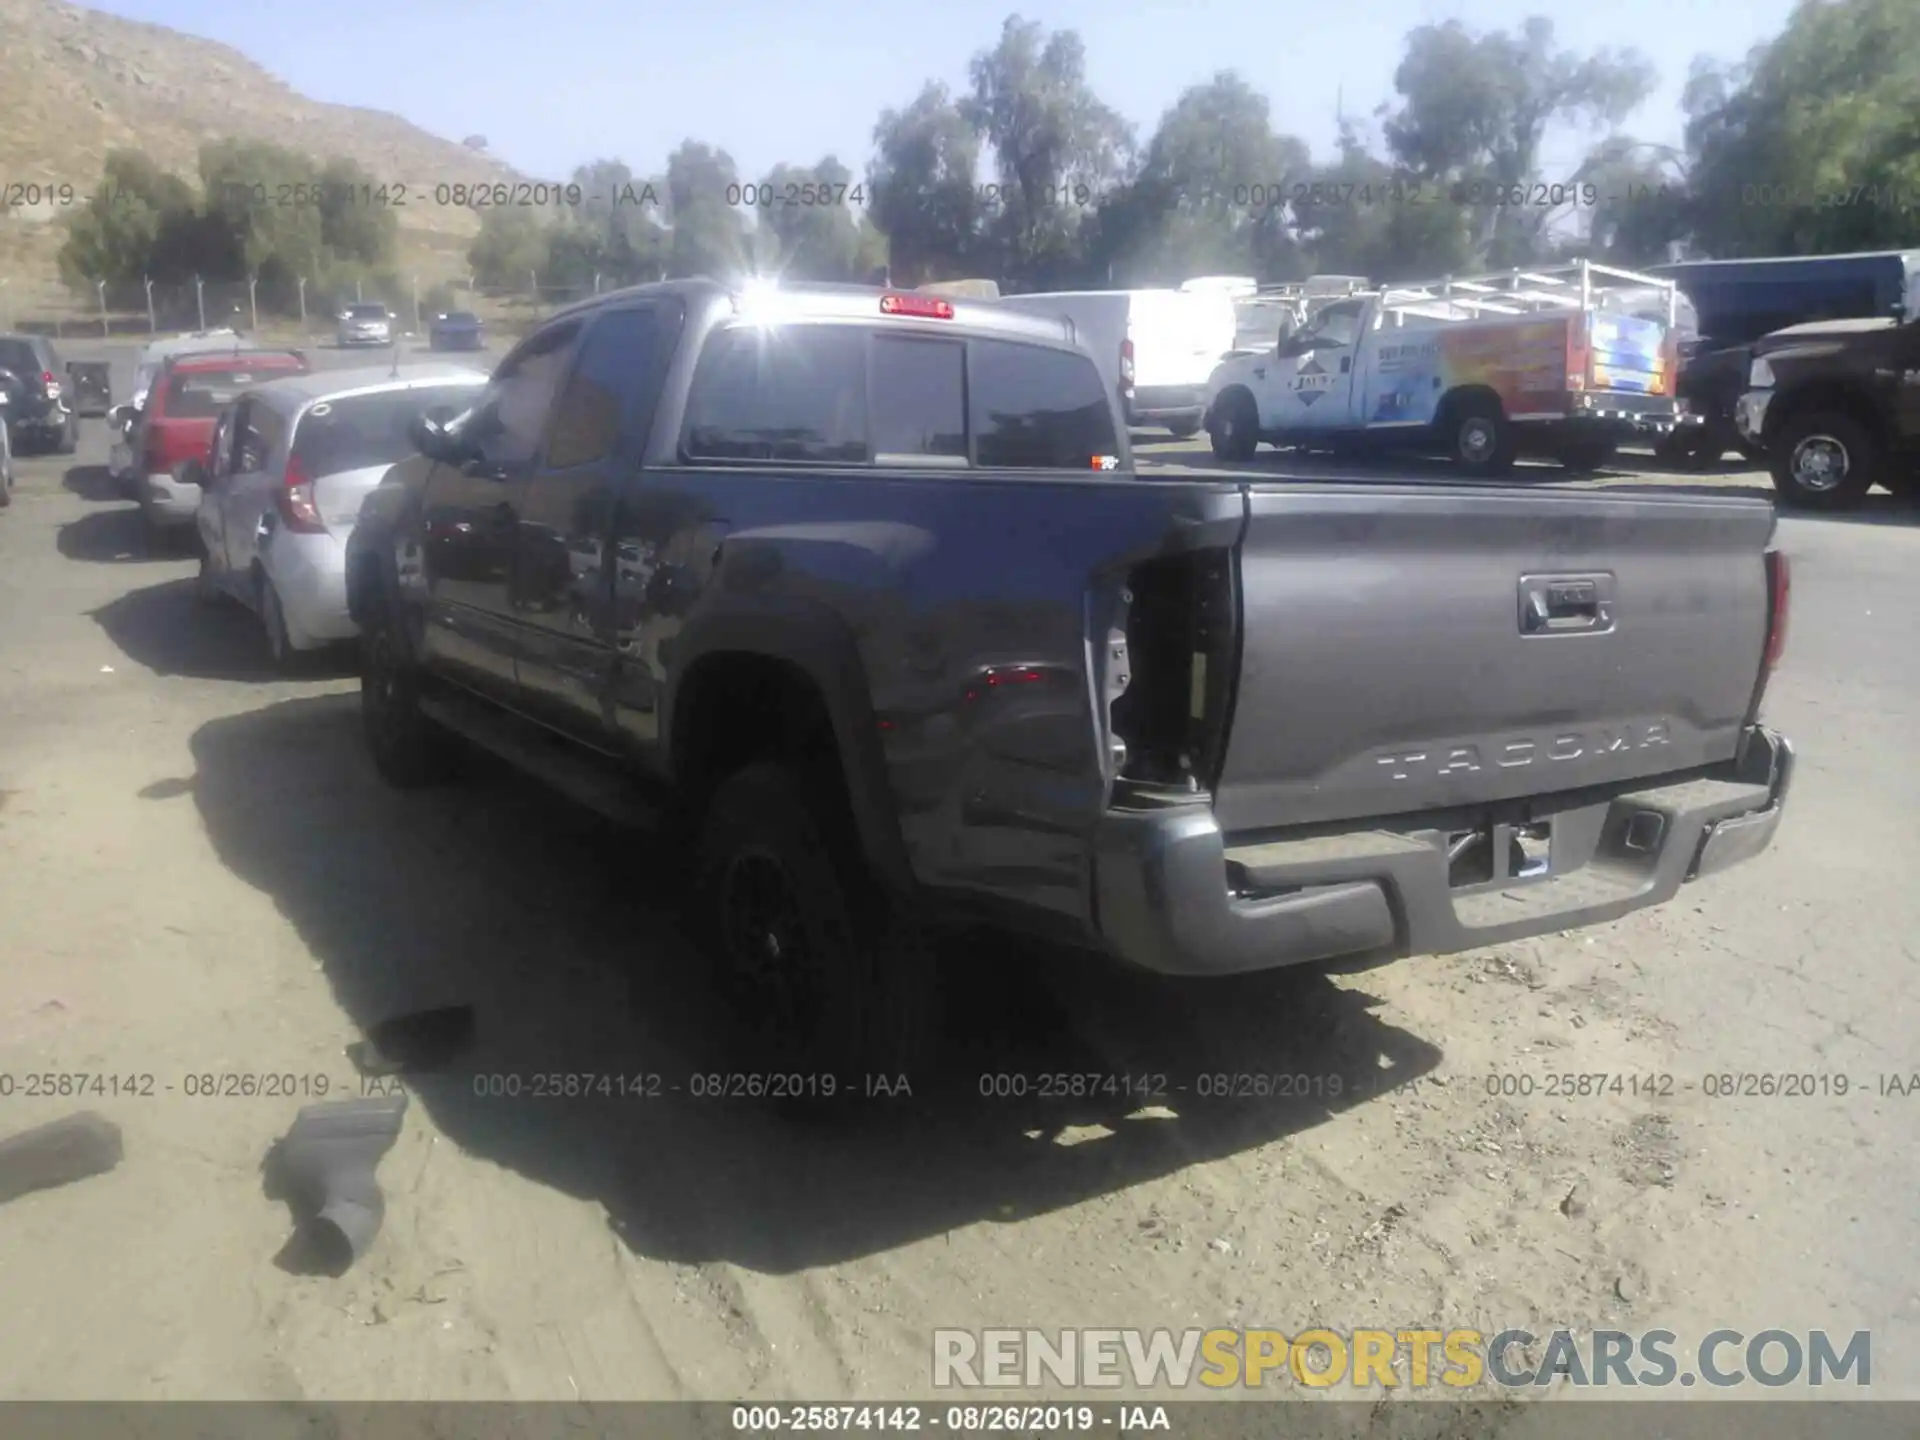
1208;391;1259;462
360;610;459;787
1769;410;1877;510
694;762;940;1107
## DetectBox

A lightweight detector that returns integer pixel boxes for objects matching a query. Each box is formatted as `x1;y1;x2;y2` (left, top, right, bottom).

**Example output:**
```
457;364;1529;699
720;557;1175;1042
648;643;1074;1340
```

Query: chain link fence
2;272;640;345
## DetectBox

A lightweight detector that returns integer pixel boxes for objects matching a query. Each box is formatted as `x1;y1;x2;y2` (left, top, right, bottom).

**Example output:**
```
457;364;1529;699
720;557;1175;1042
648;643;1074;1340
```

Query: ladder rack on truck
1377;260;1680;326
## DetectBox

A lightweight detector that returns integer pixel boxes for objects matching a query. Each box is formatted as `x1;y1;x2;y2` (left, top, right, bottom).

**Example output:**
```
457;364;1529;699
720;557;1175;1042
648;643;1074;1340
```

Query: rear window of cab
679;324;1122;471
162;361;302;418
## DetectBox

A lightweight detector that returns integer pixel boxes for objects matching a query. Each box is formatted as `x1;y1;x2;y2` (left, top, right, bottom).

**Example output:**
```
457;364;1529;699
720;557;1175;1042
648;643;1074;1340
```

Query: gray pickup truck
345;279;1795;1092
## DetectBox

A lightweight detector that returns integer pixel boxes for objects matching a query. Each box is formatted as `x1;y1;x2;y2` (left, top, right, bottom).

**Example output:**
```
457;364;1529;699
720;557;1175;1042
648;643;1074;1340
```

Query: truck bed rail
1378;260;1679;325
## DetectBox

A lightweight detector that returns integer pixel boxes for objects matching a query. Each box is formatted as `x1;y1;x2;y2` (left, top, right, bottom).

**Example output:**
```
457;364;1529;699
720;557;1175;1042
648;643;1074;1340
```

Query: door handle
1340;356;1352;374
1518;573;1616;635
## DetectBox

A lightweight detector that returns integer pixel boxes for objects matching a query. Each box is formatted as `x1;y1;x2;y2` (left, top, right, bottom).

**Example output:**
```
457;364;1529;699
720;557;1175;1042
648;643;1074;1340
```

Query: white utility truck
1202;261;1684;475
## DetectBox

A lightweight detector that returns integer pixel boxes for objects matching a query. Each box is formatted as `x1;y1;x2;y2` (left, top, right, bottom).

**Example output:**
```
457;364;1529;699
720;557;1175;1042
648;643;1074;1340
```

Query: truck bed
1212;482;1775;833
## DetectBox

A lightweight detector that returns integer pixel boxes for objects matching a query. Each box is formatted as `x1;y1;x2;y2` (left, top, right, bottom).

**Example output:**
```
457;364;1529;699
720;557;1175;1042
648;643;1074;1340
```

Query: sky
85;0;1801;188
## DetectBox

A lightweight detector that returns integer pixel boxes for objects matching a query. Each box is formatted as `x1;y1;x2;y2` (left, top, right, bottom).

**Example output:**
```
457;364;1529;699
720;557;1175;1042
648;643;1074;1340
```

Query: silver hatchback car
336;303;394;347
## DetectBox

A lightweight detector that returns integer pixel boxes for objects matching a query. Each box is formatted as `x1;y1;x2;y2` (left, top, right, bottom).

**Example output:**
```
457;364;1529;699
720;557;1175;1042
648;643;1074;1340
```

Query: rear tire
195;551;224;605
1769;409;1877;511
1208;391;1259;462
1444;397;1517;476
360;608;459;787
259;576;306;672
694;762;941;1111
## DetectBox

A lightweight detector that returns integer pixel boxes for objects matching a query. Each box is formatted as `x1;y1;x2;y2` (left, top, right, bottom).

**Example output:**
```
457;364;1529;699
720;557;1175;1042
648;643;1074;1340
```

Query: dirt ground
1;405;1917;1410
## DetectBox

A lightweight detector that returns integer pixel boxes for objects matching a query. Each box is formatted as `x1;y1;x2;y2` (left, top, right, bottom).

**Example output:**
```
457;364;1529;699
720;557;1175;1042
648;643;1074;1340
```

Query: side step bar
418;689;667;831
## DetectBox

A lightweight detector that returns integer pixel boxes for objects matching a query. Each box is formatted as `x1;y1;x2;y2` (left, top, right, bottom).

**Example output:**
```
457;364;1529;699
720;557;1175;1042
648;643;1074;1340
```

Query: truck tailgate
1589;312;1669;395
1213;484;1775;833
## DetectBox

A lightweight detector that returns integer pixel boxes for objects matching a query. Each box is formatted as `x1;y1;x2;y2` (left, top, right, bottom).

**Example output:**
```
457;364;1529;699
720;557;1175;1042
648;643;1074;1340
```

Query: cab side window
546;307;665;470
1301;302;1363;350
469;322;583;472
681;325;868;464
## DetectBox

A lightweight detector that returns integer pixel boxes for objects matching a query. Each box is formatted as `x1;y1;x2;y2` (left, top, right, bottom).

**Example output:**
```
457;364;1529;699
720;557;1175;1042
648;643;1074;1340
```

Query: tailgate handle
1519;573;1615;635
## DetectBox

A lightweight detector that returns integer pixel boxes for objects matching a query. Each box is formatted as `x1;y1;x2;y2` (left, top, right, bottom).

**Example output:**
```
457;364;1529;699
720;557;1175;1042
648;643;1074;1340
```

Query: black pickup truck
346;278;1796;1089
1734;315;1920;509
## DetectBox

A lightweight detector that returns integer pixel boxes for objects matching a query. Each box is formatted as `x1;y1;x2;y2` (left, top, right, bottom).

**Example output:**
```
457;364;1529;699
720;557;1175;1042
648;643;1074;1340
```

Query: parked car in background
344;277;1793;1096
991;287;1239;438
1203;261;1682;475
0;387;13;509
112;330;249;491
0;333;78;455
1735;313;1920;510
1653;251;1920;468
65;361;113;418
135;348;310;547
428;310;486;351
337;304;394;347
192;364;487;667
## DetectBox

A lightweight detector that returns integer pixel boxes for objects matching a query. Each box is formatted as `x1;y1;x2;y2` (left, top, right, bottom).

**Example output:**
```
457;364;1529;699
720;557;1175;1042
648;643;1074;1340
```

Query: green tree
469;206;549;289
1382;16;1656;267
1291;127;1474;282
315;155;400;269
1089;72;1310;285
198;139;328;289
664;141;747;280
1681;0;1920;258
868;83;990;285
56;149;198;287
754;156;870;281
961;16;1132;288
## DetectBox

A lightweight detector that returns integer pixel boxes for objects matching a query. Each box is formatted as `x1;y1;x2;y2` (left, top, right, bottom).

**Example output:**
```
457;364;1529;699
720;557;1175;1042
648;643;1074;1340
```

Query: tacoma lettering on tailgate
1374;722;1672;782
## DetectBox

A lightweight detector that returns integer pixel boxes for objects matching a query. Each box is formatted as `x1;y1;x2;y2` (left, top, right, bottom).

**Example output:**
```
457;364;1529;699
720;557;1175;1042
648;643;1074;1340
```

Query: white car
192;364;487;667
337;304;394;347
989;288;1239;438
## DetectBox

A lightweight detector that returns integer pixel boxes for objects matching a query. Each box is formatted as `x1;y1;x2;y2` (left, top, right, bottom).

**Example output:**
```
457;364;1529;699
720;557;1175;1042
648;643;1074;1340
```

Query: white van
991;288;1237;437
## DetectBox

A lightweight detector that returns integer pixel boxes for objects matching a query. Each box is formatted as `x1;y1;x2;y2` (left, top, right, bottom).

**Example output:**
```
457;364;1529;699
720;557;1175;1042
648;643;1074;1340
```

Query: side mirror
410;411;461;462
177;458;209;489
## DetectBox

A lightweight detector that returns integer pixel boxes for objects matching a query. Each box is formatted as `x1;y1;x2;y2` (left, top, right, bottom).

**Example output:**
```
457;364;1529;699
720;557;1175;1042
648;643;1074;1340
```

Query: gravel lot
2;344;1917;1408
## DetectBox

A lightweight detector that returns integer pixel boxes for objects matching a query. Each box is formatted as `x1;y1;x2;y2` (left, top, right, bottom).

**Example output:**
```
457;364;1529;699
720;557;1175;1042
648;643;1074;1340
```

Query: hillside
0;0;523;308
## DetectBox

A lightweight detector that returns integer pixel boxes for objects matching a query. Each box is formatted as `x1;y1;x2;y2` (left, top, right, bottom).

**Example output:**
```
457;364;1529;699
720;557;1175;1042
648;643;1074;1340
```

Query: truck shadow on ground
55;507;190;565
175;692;1443;1273
90;577;357;681
62;463;123;503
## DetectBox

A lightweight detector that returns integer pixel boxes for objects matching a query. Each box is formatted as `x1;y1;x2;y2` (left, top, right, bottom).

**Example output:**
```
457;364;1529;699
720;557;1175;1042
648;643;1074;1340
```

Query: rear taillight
42;370;62;398
1105;549;1238;796
1764;549;1790;672
278;454;326;534
1747;549;1790;720
1119;338;1136;391
1565;315;1589;392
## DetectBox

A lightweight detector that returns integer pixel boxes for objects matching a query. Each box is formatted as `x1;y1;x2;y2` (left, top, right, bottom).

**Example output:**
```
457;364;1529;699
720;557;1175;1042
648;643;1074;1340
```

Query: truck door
510;300;681;743
1272;300;1365;432
420;320;582;696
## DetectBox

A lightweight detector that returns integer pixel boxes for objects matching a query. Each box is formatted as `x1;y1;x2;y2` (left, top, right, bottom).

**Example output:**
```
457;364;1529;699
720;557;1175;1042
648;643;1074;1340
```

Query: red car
137;348;309;546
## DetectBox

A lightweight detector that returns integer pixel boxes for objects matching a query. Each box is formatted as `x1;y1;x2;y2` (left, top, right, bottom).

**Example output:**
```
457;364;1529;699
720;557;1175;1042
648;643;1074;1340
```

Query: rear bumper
1092;726;1794;976
141;471;201;527
266;531;356;646
1126;386;1206;426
